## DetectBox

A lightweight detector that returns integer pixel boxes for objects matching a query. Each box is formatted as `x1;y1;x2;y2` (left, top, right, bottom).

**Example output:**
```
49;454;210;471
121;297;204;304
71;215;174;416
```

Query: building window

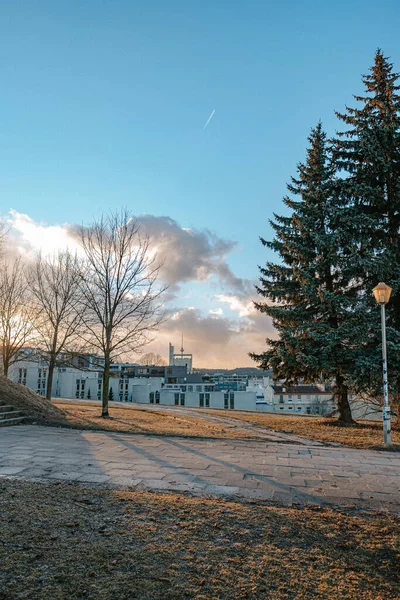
18;367;27;385
288;395;292;401
199;393;204;407
75;379;85;399
155;391;160;404
297;406;302;411
174;393;179;405
306;407;311;414
230;393;234;410
149;392;155;404
297;395;301;400
288;406;293;409
196;385;202;393
279;394;284;402
280;407;284;410
180;393;185;406
180;385;187;392
188;385;193;392
224;393;229;409
204;385;213;392
205;393;210;407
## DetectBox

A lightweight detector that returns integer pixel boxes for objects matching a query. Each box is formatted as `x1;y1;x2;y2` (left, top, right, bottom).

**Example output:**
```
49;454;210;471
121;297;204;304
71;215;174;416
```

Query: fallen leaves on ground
0;479;399;599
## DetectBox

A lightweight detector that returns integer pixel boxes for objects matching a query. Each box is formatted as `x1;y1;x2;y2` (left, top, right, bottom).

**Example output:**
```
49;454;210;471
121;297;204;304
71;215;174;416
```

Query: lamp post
372;282;392;446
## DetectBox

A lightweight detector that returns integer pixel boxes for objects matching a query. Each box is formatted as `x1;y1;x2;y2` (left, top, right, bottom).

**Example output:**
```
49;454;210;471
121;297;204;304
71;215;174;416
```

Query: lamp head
372;282;392;305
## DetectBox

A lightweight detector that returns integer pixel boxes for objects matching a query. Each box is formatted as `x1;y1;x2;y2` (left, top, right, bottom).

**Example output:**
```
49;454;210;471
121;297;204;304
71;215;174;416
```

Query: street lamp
372;282;392;446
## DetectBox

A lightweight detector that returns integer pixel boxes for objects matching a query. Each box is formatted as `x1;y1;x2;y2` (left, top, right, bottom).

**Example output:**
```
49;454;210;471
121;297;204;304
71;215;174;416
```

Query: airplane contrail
203;108;216;129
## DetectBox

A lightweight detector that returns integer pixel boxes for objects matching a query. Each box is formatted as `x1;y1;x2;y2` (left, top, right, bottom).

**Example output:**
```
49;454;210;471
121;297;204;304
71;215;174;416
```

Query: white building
10;349;387;420
10;356;51;396
152;388;258;410
268;381;335;415
169;340;193;373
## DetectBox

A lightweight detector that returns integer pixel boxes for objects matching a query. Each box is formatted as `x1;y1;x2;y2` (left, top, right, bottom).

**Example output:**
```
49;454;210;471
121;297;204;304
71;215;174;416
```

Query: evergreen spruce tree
251;123;366;423
333;49;400;395
108;387;114;402
87;388;91;399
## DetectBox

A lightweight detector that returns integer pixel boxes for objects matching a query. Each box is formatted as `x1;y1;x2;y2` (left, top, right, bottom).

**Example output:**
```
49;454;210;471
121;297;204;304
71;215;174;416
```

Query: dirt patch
0;376;66;424
0;479;398;600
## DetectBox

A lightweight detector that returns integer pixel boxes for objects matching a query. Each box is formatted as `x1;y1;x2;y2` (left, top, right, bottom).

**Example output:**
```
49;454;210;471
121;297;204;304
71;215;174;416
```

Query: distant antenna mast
181;333;184;355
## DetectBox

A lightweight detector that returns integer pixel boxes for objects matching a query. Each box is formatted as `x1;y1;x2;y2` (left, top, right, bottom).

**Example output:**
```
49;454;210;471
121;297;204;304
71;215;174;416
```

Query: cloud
216;294;255;317
209;308;223;316
7;210;80;259
135;214;253;294
214;262;254;297
142;306;275;369
6;211;251;295
4;210;274;367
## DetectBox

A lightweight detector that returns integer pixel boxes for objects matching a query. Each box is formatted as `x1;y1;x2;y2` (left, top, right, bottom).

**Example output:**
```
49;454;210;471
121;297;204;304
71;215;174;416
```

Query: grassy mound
0;375;67;425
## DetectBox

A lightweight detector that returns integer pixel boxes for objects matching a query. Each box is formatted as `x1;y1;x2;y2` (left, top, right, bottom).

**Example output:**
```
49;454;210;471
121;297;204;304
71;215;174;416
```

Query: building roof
272;385;330;395
184;374;205;383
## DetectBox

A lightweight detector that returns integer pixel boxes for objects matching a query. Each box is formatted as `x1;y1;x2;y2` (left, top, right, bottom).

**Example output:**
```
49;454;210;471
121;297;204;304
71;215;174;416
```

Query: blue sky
1;1;400;365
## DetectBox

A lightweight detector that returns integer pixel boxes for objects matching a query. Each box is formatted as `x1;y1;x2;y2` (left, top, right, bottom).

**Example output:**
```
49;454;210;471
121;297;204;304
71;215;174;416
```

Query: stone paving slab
0;425;399;512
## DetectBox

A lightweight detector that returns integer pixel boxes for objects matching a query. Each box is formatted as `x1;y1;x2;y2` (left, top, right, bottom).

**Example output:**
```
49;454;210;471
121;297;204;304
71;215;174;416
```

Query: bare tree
0;218;9;256
350;392;399;423
29;250;83;399
78;210;166;416
137;352;166;366
0;257;36;376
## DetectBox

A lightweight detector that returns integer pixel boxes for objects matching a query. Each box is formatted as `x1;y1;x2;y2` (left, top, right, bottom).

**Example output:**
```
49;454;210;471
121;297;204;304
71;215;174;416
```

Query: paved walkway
1;425;399;511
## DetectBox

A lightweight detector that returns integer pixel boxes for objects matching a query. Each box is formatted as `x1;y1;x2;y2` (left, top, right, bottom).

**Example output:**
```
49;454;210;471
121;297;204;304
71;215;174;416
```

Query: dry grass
52;401;400;450
52;401;257;440
200;409;400;450
0;479;399;600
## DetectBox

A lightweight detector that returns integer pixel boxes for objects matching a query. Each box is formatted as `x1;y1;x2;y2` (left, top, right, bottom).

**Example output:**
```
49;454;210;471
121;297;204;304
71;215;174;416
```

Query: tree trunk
46;355;56;400
336;372;354;423
101;357;110;417
46;329;58;400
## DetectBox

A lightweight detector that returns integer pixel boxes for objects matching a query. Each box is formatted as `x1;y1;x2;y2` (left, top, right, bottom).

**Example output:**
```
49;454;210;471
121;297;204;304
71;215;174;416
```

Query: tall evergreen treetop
333;50;400;326
333;49;400;393
252;123;362;422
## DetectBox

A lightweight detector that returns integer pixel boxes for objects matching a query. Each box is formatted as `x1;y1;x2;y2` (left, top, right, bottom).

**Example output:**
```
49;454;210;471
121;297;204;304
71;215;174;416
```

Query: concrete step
0;405;15;413
0;416;25;427
0;410;23;420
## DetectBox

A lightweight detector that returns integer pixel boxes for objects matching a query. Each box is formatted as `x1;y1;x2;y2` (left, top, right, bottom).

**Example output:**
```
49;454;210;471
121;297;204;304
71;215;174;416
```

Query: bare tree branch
28;250;84;399
137;352;166;366
0;257;36;376
78;209;166;416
